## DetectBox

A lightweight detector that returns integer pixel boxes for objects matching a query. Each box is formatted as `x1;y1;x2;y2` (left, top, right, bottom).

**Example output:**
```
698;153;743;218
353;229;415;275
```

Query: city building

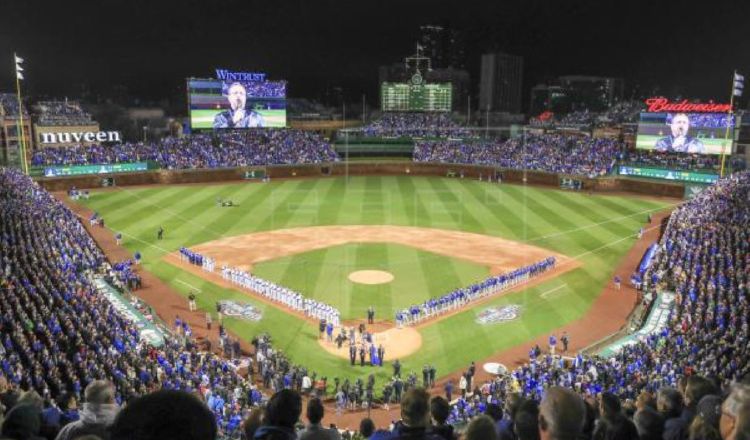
479;52;524;114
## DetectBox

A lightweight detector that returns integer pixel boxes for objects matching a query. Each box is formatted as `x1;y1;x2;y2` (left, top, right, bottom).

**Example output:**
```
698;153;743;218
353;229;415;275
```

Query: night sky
1;0;748;109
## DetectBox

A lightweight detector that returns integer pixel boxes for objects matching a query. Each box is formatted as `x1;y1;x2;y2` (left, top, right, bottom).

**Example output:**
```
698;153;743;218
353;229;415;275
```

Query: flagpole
14;53;29;175
720;70;736;178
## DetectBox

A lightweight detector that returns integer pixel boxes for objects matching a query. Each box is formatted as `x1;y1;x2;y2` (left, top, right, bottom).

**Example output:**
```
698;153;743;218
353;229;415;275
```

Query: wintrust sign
40;131;121;144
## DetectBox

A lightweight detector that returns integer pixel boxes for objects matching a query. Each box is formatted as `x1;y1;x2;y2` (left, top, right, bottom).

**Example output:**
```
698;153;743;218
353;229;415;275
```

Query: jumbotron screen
636;112;735;155
381;74;452;112
188;78;287;129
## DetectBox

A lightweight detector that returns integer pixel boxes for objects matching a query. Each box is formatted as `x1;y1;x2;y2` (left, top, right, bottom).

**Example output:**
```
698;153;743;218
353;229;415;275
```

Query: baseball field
76;175;672;384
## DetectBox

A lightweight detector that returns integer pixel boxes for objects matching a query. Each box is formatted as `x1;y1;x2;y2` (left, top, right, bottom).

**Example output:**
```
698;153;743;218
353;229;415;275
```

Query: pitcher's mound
348;270;394;285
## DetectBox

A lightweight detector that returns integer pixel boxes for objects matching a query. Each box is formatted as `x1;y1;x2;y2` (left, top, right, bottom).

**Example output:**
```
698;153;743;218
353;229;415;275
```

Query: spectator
634;408;665;440
538;387;585;440
429;397;455;440
299;397;341;440
465;415;499;440
0;404;44;440
254;389;302;440
109;390;216;440
592;393;638;440
721;383;750;440
56;380;118;440
243;408;264;440
689;395;722;440
355;418;375;440
513;400;540;440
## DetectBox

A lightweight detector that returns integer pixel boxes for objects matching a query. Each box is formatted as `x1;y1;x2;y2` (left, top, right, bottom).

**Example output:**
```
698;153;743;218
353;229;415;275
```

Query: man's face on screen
670;114;690;137
227;83;247;112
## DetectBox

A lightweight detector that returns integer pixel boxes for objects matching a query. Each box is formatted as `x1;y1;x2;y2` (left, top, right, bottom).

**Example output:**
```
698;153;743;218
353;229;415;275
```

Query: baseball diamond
74;175;670;388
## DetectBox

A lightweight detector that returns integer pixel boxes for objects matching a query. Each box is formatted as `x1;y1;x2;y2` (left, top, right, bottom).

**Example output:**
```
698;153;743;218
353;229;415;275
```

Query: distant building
559;76;624;112
479;52;524;114
530;76;624;115
529;84;569;116
418;24;466;69
0;93;32;167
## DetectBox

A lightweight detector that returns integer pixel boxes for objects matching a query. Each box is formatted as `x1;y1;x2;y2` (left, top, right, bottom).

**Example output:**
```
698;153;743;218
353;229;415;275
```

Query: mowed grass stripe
457;182;520;238
427;178;488;234
396;176;434;228
530;190;631;242
196;182;279;239
102;186;196;226
548;191;644;239
502;185;609;256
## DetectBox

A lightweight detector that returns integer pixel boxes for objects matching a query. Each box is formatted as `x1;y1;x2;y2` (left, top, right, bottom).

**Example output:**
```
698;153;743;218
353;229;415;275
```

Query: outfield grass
78;176;672;384
253;242;490;320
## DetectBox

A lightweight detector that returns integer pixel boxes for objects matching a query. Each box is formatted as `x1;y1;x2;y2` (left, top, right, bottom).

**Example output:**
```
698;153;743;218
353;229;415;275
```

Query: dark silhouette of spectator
465;415;499;440
253;389;302;440
428;397;455;440
1;404;44;440
109;390;216;440
299;397;341;440
634;408;665;440
243;408;264;440
514;400;540;440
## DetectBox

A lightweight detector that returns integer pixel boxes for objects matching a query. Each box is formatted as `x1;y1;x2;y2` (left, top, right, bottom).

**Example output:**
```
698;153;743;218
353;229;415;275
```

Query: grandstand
33;100;95;127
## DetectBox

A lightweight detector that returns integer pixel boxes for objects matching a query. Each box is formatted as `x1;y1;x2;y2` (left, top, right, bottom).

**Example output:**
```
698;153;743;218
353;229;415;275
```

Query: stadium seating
414;134;620;177
446;171;750;426
34;100;94;126
30;129;339;168
0;168;262;438
3;166;750;438
360;112;471;138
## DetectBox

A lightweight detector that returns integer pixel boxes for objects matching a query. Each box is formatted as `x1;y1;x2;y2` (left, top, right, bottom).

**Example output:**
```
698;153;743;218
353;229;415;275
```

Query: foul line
539;284;568;298
176;279;201;291
525;203;678;243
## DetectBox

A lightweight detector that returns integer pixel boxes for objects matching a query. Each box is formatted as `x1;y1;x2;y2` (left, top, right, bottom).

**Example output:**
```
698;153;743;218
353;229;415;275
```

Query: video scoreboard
381;73;452;112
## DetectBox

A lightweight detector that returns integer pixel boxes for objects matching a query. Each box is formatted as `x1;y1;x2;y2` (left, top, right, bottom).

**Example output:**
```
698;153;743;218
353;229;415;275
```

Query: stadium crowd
620;151;747;173
2;165;750;440
0;168;266;439
360;113;471;138
414;134;620;176
30;130;338;169
33;101;94;126
442;171;750;434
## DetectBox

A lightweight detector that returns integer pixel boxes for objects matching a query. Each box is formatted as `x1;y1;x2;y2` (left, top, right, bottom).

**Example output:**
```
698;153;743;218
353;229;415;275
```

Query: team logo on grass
219;301;263;321
476;305;521;325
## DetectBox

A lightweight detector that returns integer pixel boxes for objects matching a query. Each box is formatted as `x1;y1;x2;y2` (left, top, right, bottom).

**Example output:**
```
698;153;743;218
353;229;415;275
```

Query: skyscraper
479;52;524;113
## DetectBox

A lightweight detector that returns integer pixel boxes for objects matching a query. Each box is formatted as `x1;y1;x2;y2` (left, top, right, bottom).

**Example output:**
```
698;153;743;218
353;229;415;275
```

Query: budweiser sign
644;98;732;113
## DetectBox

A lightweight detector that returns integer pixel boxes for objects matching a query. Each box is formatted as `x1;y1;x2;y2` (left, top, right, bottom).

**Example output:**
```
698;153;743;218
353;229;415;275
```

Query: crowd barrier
34;161;686;198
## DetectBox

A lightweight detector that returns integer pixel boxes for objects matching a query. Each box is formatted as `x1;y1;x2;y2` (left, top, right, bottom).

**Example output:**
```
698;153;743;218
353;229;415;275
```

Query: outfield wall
35;161;686;198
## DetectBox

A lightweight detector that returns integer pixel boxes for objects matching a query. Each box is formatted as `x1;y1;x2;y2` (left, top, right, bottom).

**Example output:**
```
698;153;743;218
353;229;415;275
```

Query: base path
185;225;573;276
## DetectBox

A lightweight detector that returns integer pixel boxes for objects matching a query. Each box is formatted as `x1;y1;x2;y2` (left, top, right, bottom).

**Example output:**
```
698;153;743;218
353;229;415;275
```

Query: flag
734;72;744;97
15;54;24;81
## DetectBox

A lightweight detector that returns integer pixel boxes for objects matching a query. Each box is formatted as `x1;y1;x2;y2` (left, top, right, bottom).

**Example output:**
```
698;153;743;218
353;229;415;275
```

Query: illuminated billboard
188;73;286;129
635;112;735;155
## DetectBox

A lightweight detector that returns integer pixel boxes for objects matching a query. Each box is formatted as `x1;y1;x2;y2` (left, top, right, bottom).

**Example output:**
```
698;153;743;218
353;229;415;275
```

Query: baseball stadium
2;3;750;440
